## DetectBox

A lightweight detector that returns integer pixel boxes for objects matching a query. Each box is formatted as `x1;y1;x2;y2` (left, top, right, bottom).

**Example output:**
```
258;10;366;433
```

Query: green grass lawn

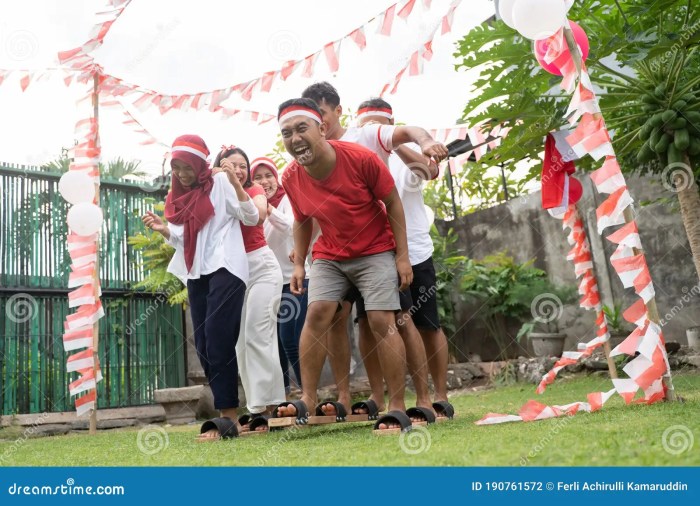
2;373;699;466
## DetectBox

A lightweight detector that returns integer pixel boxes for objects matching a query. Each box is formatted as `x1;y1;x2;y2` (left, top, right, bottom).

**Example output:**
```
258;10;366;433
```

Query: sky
0;0;495;178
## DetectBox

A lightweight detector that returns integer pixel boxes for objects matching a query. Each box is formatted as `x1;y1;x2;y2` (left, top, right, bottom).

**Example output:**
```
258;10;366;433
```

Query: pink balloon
534;21;589;76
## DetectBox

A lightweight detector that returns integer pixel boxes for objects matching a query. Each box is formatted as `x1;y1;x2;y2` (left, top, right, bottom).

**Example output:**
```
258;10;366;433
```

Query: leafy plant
453;0;700;280
515;280;577;340
429;225;468;359
460;252;554;358
127;200;187;305
602;302;630;334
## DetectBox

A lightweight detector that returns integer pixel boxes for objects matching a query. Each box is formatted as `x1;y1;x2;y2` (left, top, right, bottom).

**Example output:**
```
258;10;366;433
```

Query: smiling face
280;116;326;167
225;153;249;185
171;159;196;188
252;166;278;198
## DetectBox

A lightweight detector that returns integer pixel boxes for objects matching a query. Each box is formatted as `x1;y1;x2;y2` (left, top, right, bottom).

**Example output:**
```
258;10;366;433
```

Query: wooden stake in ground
563;27;675;400
89;72;101;434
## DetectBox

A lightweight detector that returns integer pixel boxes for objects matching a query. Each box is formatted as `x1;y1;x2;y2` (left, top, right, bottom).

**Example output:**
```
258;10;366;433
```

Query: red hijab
164;135;215;273
250;157;286;207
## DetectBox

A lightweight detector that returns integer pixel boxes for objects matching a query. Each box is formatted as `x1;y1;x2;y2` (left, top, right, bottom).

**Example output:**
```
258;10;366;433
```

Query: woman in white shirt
142;135;258;441
251;157;309;394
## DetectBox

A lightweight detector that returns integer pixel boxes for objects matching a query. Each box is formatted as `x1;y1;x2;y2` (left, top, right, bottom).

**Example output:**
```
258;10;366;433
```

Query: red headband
356;106;393;121
278;105;322;125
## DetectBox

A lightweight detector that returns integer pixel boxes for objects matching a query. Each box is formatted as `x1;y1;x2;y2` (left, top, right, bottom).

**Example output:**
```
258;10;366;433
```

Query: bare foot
320;403;338;416
376;421;402;430
197;429;221;440
352;398;386;415
276;398;312;418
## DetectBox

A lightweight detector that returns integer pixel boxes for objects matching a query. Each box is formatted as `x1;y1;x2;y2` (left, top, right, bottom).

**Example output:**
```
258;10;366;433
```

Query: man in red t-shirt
275;98;412;422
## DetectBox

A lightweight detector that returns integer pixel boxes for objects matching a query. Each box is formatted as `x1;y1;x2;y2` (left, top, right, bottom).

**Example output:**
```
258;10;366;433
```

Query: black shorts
407;257;441;330
352;257;441;330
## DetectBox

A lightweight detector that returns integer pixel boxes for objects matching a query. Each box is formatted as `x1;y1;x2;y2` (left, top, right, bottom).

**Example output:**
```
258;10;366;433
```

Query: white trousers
236;246;286;413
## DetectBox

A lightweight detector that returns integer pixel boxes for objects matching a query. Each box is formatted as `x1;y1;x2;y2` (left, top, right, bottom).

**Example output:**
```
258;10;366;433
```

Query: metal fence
0;163;185;415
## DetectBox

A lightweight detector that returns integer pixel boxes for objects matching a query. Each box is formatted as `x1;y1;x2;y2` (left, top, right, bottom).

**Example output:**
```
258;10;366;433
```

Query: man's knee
303;301;337;337
366;311;395;338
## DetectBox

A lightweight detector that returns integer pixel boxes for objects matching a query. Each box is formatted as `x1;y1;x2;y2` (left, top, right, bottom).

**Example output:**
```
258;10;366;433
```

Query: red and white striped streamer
379;0;462;97
477;22;672;426
60;79;105;416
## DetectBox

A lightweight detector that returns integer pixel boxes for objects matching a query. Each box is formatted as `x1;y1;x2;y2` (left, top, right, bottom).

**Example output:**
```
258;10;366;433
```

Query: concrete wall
437;174;700;360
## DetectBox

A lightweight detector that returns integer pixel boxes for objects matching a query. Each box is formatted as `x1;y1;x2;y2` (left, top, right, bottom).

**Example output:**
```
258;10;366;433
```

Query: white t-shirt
264;194;310;284
340;124;395;166
388;146;434;266
166;172;260;284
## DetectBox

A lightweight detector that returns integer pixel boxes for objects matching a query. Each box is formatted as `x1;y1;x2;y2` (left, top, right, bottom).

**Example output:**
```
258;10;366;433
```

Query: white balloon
513;0;567;40
565;0;575;11
58;171;96;205
67;202;103;236
497;0;519;29
424;205;435;225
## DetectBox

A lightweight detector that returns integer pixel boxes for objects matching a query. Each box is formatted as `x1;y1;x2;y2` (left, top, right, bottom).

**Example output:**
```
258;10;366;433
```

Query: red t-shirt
241;185;267;253
282;140;396;261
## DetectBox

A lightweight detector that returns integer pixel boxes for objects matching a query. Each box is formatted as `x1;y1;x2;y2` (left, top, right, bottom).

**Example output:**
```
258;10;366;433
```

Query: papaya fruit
674;128;690;151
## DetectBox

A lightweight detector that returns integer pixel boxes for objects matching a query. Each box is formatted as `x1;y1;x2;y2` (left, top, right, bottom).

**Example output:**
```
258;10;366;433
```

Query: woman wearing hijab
142;134;259;441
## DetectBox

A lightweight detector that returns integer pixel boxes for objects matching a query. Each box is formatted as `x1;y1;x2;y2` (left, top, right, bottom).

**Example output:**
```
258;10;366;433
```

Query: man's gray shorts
308;251;399;311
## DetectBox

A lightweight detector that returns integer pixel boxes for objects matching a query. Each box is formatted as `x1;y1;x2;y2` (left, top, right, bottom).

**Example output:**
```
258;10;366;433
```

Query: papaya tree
454;0;700;280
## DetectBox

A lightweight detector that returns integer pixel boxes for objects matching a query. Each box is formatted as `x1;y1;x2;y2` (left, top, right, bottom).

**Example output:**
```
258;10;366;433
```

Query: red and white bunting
595;186;633;234
75;390;96;417
63;327;94;352
378;3;397;36
324;41;341;73
590;156;625;194
477;18;672;425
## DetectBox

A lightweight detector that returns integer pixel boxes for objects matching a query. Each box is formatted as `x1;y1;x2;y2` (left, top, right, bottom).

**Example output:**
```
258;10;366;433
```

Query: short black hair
301;81;340;108
358;97;393;111
212;147;253;188
277;98;323;119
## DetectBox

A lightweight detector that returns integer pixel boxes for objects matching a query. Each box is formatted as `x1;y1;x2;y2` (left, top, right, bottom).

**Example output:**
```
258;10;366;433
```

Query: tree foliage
453;0;700;178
